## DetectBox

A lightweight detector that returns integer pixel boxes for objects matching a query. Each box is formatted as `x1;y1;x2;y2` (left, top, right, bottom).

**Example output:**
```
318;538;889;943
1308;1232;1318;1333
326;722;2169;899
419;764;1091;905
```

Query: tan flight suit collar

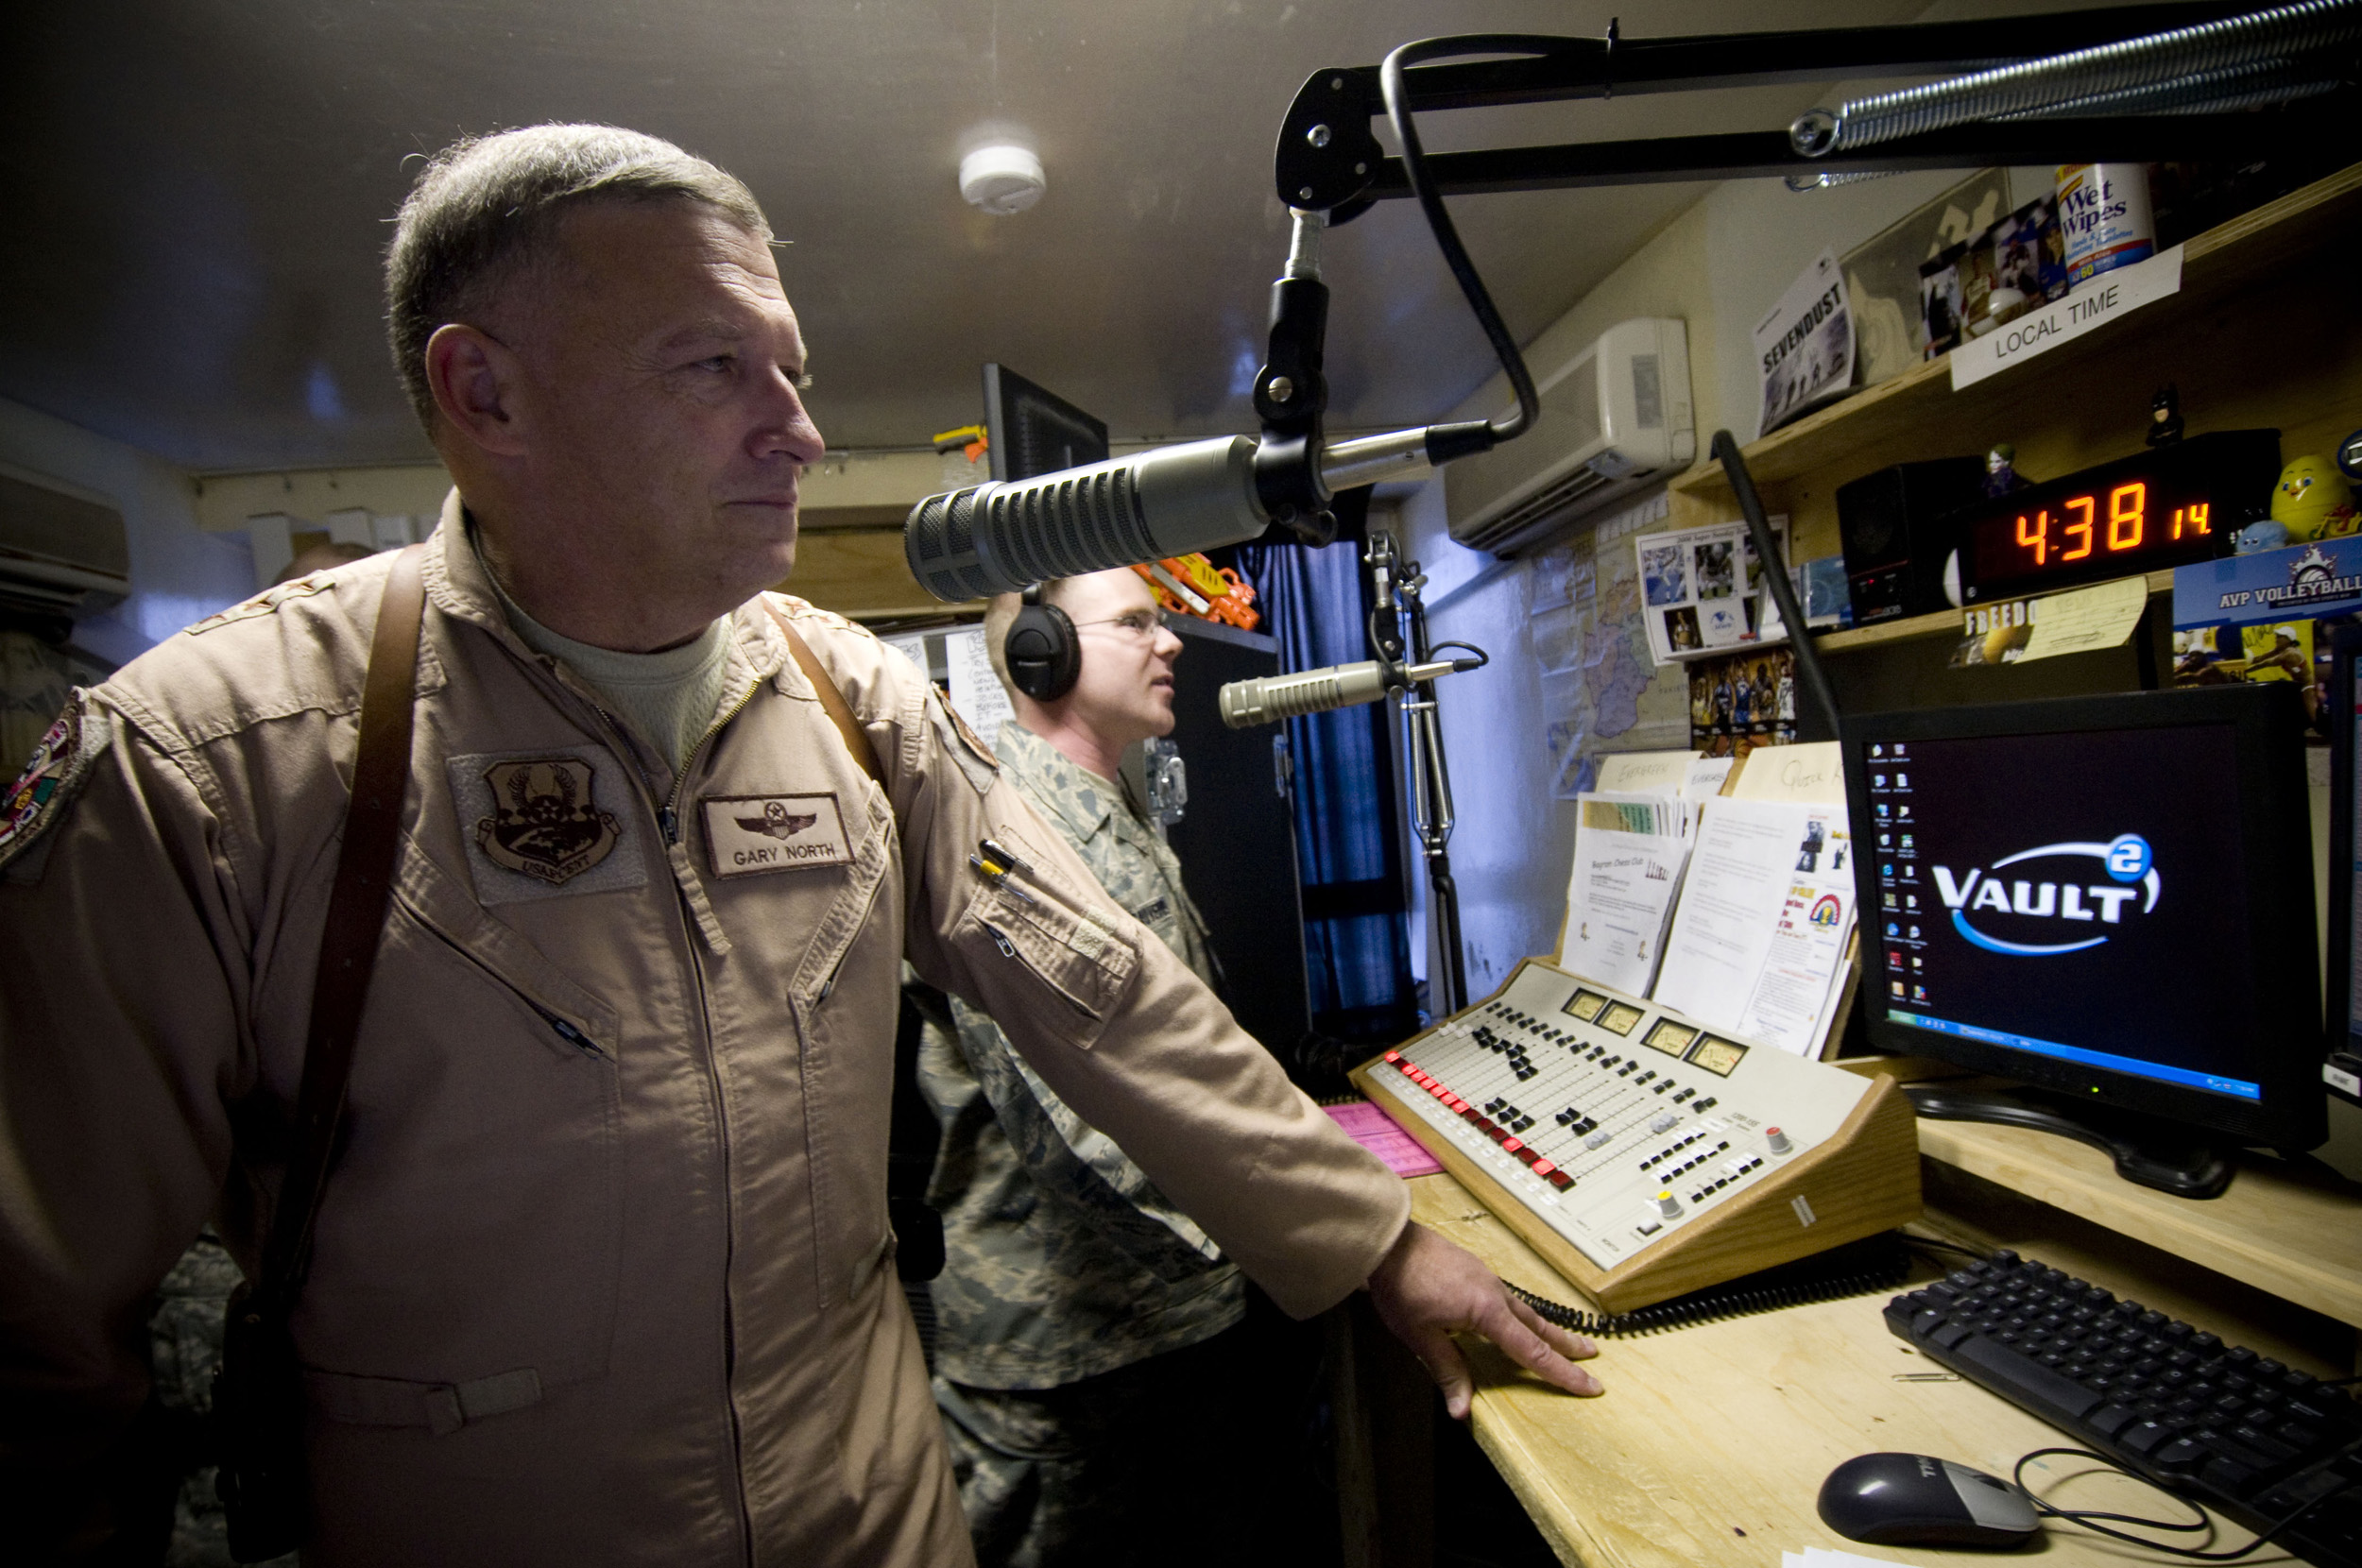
420;487;803;785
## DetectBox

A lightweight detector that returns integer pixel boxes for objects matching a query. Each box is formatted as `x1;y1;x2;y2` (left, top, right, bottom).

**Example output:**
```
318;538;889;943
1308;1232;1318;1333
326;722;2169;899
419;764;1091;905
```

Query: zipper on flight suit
575;687;762;1568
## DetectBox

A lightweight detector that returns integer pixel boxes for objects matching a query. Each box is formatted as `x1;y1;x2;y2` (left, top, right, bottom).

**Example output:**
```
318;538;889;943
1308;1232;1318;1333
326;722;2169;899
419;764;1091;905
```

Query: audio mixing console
1352;959;1921;1311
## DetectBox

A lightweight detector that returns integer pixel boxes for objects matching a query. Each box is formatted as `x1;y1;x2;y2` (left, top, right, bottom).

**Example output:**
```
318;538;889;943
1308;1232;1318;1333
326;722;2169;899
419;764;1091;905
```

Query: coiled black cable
1378;35;1588;446
1506;1235;1914;1338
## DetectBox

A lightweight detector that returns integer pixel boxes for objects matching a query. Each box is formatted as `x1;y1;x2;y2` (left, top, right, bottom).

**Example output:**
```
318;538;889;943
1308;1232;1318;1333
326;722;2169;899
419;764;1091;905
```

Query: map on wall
1529;491;1692;798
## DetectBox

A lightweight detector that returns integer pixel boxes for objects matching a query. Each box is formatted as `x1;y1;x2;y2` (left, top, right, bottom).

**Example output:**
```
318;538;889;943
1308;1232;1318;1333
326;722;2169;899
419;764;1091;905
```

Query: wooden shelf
1916;1117;2362;1330
1810;568;2173;655
1671;162;2362;504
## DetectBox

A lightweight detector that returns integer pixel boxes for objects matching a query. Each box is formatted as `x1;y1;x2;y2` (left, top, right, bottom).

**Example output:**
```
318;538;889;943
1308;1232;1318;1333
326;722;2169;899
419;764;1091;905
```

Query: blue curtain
1240;537;1416;1040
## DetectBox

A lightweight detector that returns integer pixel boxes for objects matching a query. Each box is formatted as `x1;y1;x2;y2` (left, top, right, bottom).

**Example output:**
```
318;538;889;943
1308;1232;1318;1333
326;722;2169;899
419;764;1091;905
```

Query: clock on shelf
1952;430;2281;604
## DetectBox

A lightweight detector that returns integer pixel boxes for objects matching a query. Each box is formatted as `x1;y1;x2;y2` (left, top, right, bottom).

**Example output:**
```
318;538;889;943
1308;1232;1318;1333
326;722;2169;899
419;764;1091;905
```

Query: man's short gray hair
385;124;770;430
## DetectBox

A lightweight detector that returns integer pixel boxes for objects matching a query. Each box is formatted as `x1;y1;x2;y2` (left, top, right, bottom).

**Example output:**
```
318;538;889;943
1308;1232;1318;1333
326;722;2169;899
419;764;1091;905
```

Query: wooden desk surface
1914;1120;2362;1331
1412;1175;2297;1568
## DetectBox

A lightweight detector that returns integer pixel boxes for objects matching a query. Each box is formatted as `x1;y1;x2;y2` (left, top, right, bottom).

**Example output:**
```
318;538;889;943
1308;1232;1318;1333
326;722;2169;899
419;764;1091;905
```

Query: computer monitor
982;363;1109;482
2322;622;2362;1106
1840;684;2322;1193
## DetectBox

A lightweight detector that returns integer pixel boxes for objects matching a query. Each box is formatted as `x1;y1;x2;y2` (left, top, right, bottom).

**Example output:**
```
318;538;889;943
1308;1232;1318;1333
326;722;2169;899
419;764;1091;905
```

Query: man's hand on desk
1365;1220;1603;1420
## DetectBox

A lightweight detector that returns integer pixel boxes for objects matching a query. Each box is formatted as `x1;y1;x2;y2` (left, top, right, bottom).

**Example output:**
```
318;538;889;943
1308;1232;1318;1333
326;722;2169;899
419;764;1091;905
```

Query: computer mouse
1817;1452;2041;1548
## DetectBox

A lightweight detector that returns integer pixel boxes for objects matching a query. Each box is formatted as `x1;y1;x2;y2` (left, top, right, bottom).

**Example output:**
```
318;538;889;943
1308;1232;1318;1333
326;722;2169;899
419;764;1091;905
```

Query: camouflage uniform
919;722;1248;1565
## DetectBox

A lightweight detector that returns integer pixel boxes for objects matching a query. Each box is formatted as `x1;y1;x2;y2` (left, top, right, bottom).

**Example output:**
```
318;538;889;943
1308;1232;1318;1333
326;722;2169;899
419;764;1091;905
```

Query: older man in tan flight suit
0;125;1600;1565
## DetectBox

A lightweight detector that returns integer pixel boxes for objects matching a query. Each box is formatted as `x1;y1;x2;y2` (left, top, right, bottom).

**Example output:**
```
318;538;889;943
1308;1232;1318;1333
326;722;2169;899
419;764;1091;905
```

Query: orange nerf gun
1131;553;1259;631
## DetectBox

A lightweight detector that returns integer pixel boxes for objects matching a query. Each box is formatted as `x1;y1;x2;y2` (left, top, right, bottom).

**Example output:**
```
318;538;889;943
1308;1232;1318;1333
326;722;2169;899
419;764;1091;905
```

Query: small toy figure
1981;443;2026;498
2147;384;2184;447
2271;454;2361;542
2234;518;2291;554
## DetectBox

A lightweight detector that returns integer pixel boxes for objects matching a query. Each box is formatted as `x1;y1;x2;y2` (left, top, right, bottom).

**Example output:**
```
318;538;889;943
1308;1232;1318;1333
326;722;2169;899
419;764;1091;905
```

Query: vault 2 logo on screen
1929;833;2158;956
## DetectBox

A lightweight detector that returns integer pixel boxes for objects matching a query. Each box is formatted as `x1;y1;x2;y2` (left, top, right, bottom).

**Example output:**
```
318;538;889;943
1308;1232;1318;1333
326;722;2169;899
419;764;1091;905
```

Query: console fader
1351;958;1921;1312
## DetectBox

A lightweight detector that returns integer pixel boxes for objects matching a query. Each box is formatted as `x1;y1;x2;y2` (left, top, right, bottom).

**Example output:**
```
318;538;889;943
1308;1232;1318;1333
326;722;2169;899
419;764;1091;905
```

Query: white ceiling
2;0;2133;472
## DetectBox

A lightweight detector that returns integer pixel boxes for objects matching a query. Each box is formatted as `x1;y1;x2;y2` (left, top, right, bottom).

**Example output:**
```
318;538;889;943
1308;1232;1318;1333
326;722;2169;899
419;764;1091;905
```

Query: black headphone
1003;584;1081;702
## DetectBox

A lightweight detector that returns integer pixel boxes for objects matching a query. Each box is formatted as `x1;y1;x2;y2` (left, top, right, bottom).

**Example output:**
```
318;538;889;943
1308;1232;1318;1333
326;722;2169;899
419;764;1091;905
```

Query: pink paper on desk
1324;1100;1445;1178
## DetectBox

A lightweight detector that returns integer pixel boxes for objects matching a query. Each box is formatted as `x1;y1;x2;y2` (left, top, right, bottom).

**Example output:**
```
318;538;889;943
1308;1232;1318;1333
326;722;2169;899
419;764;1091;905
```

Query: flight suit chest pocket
959;882;1138;1050
289;849;624;1429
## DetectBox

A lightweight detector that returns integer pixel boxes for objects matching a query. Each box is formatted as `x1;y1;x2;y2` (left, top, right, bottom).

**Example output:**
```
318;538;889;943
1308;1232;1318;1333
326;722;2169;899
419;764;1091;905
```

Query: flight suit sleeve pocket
956;883;1138;1051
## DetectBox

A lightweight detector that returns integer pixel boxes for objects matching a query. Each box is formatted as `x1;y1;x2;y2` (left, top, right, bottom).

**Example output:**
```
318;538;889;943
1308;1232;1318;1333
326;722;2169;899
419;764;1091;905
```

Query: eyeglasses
1071;609;1170;640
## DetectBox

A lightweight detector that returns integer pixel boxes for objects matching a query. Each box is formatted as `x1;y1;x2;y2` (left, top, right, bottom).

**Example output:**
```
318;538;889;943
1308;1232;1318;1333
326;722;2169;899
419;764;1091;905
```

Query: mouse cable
2011;1438;2362;1559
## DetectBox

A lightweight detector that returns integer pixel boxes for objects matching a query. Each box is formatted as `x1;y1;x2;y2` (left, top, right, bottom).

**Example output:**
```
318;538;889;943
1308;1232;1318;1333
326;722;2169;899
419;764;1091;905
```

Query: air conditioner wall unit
1444;317;1694;558
0;464;130;622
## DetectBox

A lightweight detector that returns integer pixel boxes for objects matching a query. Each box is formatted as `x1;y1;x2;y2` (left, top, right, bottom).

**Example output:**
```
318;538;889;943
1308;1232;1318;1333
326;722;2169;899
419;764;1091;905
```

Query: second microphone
1218;657;1474;728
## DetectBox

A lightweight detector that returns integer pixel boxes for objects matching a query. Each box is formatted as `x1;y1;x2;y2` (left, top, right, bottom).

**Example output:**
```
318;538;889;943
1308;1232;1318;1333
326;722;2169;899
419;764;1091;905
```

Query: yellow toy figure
2271;454;2360;541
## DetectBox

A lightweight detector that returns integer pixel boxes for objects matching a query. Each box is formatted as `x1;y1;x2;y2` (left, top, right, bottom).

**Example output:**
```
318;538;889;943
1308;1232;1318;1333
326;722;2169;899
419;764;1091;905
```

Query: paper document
1755;247;1854;435
1652;797;1857;1056
1730;741;1847;806
1560;792;1690;996
1593;748;1701;797
1324;1101;1443;1178
1783;1549;1922;1568
2017;575;2148;662
1681;755;1735;802
944;626;1015;749
1739;870;1857;1056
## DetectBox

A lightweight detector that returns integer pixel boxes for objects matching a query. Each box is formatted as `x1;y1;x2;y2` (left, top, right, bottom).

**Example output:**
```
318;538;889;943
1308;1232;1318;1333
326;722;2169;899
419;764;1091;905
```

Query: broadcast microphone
1218;656;1474;728
902;425;1492;603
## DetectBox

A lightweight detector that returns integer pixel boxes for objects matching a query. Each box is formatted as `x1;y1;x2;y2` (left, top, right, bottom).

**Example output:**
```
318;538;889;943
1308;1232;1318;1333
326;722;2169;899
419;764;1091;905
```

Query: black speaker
1004;586;1080;701
1835;457;1985;623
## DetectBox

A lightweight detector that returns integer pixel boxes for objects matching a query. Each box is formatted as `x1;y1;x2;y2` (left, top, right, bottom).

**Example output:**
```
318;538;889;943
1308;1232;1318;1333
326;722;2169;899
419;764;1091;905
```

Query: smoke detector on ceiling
959;143;1045;215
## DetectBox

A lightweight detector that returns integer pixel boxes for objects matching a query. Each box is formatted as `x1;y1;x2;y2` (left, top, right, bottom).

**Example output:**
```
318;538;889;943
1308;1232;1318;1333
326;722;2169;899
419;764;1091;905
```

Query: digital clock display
1956;430;2280;604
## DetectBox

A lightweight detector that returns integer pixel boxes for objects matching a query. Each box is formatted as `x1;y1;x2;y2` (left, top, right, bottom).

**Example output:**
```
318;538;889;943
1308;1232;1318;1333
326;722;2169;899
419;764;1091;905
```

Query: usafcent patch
929;690;997;796
447;747;648;906
0;695;111;880
702;793;851;877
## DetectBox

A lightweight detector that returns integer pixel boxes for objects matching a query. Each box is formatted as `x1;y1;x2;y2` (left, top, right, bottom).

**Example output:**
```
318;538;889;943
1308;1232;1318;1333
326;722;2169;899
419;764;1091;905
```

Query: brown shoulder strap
259;544;427;1306
762;599;883;785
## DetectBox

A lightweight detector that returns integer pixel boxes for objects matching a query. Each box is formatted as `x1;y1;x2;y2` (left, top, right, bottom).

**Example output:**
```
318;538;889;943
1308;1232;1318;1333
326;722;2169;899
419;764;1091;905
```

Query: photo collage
1687;645;1800;759
1636;515;1791;666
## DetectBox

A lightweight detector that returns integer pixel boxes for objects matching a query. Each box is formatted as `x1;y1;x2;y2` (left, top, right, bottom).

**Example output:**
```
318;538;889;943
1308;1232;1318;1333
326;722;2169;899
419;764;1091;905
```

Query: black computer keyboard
1886;1250;2362;1567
